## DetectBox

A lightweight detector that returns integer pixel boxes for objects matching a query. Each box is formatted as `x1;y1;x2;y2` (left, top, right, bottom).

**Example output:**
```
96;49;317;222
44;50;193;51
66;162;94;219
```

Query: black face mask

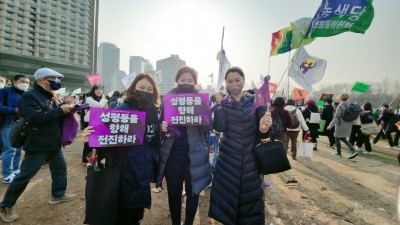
135;90;153;107
177;84;195;93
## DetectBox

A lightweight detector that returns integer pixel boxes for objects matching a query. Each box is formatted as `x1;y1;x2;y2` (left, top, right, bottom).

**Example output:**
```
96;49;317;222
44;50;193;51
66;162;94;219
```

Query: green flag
316;99;325;108
305;0;374;38
351;82;370;92
290;18;315;49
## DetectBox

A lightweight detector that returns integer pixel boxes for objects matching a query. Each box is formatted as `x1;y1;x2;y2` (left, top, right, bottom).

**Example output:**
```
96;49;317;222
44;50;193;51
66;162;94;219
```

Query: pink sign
86;74;103;86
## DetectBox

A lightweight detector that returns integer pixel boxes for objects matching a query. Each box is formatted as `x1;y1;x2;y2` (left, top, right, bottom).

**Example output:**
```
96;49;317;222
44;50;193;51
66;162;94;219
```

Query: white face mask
0;83;5;89
16;83;29;91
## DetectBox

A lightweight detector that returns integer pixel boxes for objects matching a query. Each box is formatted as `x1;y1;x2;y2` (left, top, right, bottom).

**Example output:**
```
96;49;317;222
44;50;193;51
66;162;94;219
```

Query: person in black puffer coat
82;73;161;224
208;67;274;225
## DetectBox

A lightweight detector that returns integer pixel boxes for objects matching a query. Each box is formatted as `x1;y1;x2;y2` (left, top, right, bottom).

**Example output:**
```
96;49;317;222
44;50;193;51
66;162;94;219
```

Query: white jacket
284;105;309;132
84;97;107;122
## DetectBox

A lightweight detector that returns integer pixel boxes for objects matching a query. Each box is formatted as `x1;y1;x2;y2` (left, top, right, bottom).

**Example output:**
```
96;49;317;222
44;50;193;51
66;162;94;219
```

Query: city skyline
0;0;97;90
98;0;400;92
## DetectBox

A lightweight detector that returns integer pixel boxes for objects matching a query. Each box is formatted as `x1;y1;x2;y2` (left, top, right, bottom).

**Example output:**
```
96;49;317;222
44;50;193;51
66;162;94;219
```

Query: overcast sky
98;0;399;91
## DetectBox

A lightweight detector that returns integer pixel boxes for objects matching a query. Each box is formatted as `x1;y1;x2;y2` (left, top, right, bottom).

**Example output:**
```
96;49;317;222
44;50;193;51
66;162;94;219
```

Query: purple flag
88;108;146;147
249;75;271;115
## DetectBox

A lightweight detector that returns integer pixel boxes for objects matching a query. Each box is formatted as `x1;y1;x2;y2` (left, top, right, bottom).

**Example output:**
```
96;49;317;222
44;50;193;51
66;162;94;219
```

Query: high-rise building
111;70;126;92
156;54;186;95
129;56;152;74
97;42;119;93
0;0;99;91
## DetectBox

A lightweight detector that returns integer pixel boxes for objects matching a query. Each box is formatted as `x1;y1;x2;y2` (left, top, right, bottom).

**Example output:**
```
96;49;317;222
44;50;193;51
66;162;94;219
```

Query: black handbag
9;118;30;148
253;117;291;175
84;150;120;225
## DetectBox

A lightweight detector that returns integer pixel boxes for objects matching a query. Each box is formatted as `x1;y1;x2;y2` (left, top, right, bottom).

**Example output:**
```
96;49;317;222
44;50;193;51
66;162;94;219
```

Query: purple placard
164;93;210;126
88;108;146;147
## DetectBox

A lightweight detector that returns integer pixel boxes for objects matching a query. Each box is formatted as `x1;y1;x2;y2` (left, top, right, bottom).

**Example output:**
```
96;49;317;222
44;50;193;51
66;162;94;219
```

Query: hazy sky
98;0;399;91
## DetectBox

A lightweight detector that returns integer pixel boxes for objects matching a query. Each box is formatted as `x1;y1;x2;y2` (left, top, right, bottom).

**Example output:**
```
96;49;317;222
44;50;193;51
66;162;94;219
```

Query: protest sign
320;93;334;99
164;93;210;126
88;108;146;147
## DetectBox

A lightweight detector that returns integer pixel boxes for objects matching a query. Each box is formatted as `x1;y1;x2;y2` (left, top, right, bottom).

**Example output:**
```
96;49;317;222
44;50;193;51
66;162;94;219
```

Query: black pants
387;131;400;147
373;130;384;144
82;142;93;163
349;125;361;146
357;132;372;152
327;129;335;147
115;207;144;225
165;159;199;225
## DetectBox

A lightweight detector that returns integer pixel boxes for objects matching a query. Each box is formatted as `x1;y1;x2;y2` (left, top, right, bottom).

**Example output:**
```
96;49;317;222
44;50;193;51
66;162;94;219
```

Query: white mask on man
16;83;29;91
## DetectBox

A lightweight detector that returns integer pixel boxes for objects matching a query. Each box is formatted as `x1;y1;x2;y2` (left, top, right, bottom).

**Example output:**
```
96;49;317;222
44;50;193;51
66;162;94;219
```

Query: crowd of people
0;65;398;224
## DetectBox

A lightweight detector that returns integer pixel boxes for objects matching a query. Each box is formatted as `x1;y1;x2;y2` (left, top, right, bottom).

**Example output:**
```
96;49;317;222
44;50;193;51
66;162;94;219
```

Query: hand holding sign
82;126;95;143
259;111;272;133
161;121;168;132
214;91;223;102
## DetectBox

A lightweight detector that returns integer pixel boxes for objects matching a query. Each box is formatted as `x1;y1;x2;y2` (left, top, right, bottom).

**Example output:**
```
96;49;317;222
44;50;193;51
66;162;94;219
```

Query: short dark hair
272;97;285;107
13;74;27;82
225;67;245;80
334;102;339;106
363;102;372;111
112;91;120;97
324;98;333;104
286;99;295;106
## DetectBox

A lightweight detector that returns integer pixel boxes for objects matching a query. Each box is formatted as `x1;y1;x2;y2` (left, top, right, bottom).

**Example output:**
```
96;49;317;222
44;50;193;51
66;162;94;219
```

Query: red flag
249;75;271;115
86;74;103;86
268;82;278;94
293;87;309;100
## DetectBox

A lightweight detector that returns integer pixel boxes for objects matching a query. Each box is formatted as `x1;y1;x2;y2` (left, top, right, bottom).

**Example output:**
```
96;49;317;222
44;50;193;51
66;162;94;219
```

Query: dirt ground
0;132;399;225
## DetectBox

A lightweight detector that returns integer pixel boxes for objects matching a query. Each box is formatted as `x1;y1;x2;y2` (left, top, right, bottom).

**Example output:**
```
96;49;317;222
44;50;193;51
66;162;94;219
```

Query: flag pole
287;51;290;97
221;26;225;52
271;2;322;99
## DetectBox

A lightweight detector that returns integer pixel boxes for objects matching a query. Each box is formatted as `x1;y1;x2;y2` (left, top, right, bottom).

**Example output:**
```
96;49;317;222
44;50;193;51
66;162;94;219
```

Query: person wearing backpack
270;97;293;143
107;91;121;109
284;99;309;160
302;99;320;150
327;93;358;159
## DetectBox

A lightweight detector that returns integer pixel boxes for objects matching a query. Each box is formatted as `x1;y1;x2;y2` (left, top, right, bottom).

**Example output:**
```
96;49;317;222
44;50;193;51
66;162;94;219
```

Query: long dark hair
125;73;160;108
89;85;102;99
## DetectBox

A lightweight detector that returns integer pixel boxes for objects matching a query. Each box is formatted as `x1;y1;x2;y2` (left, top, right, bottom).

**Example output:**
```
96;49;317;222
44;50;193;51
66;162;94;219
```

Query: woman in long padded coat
208;67;273;225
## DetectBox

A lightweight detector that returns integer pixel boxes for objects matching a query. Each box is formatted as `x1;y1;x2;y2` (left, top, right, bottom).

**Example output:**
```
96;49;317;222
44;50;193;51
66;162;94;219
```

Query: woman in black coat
208;67;273;225
320;98;335;148
82;73;161;225
302;99;320;150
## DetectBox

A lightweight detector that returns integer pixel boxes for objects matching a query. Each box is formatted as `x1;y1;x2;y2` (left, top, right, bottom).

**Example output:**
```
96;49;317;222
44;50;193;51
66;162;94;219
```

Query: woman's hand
82;126;95;143
214;91;223;102
161;121;168;132
259;111;272;133
327;126;332;130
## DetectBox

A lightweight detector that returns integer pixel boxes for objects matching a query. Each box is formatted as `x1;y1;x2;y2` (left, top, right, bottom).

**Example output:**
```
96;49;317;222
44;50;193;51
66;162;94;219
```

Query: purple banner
164;93;210;126
88;108;146;147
